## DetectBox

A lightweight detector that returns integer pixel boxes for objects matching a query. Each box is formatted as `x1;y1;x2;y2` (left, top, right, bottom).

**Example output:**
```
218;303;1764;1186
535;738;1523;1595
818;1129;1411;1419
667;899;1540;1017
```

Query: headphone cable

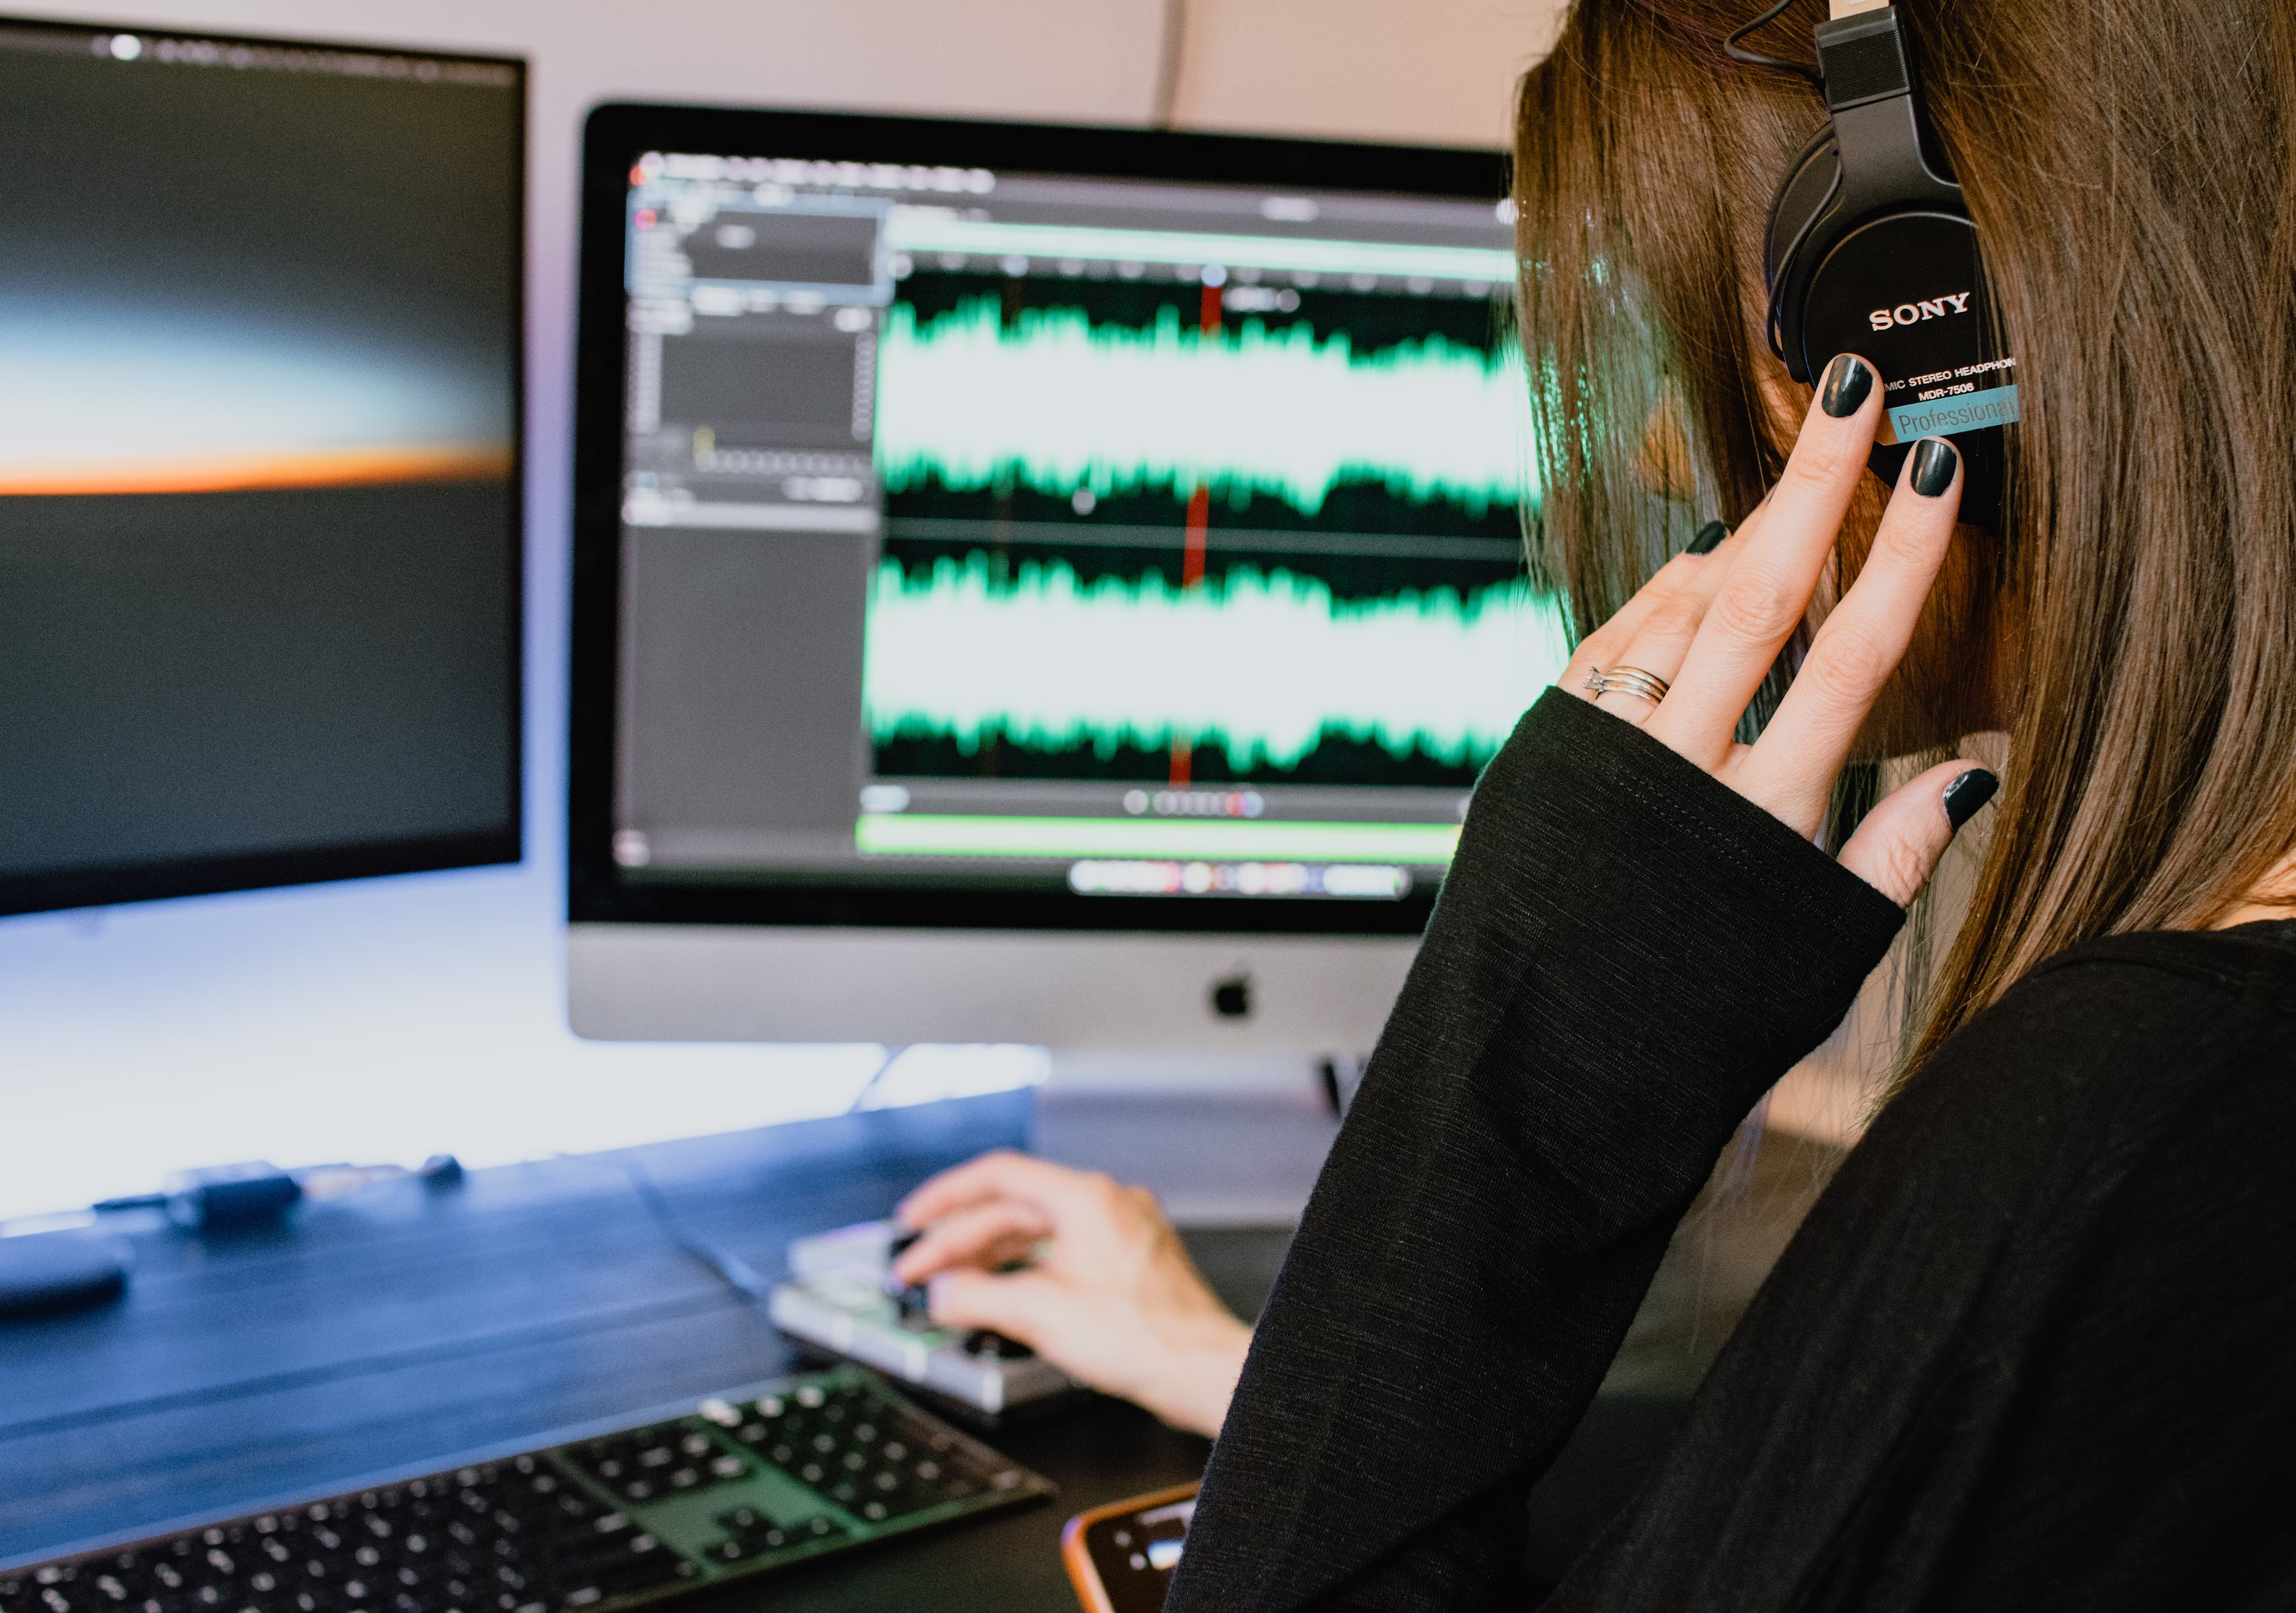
1724;0;1825;87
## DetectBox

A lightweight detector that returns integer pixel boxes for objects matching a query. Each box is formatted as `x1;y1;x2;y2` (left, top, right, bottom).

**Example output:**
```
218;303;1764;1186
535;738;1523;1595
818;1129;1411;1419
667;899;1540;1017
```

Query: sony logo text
1868;292;1973;332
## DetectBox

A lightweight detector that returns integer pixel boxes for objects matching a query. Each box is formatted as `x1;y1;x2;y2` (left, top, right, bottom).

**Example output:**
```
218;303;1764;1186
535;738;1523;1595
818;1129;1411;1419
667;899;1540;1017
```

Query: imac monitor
568;106;1567;1047
0;18;524;918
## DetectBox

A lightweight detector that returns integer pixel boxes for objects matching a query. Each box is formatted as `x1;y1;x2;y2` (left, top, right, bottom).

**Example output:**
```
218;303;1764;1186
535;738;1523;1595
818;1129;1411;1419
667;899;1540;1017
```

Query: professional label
1888;382;2019;442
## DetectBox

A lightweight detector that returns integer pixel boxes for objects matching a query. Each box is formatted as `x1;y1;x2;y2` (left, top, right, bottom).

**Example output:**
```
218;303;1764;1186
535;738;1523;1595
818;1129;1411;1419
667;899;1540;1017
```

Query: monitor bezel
0;12;527;920
570;102;1513;938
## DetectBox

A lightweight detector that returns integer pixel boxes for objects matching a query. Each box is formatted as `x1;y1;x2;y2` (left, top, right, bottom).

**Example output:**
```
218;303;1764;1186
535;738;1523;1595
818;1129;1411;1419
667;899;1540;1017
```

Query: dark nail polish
1911;436;1959;498
1943;767;1999;830
1820;354;1874;417
1686;519;1727;555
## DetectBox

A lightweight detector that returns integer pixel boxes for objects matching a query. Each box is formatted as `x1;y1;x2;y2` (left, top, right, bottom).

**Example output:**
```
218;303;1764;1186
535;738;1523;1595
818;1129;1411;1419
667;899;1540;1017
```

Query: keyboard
772;1220;1073;1415
0;1364;1053;1613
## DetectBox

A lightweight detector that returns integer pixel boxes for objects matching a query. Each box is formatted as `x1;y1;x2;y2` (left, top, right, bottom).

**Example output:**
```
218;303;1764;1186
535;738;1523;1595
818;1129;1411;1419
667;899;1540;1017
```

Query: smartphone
1060;1482;1200;1613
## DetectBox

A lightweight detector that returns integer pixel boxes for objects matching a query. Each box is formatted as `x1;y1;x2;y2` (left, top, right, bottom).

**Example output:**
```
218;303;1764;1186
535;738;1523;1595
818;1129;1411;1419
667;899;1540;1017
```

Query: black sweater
1165;689;2296;1613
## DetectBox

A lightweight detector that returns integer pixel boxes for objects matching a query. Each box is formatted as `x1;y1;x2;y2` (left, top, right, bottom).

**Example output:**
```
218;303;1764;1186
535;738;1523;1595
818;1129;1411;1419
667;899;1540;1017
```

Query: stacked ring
1584;665;1672;705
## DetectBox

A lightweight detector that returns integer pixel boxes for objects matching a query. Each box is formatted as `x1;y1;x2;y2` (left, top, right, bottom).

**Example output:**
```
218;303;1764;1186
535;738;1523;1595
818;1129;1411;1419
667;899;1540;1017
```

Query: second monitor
569;107;1566;1047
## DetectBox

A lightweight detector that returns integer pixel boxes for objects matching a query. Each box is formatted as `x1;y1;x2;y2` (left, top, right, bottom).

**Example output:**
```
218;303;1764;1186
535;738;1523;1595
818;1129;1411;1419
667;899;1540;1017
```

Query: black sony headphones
1743;1;2011;527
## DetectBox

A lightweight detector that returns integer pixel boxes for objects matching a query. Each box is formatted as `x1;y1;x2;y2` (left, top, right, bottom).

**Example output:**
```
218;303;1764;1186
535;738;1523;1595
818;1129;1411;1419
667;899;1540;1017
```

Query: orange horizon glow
0;442;515;497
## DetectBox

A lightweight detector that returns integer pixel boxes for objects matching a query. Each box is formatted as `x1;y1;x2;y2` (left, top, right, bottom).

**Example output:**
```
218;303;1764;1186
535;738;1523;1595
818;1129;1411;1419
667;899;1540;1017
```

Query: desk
0;1087;1801;1602
0;1093;1224;1610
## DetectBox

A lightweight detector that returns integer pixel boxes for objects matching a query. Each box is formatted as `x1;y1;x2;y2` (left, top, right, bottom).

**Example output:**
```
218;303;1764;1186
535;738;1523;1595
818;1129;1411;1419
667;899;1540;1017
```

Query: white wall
0;0;1565;1224
1170;0;1556;146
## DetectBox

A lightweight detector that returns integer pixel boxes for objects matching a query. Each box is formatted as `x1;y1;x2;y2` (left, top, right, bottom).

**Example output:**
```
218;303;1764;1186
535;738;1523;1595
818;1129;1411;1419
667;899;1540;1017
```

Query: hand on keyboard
892;1152;1252;1439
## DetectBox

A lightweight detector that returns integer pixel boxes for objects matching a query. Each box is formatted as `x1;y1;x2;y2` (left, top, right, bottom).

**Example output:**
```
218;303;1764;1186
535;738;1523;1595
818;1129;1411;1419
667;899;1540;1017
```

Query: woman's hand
891;1151;1251;1439
1562;354;1996;904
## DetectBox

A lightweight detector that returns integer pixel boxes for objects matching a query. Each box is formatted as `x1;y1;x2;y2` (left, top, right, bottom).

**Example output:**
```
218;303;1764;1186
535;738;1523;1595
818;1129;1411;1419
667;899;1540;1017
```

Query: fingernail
1911;437;1959;498
1820;354;1874;417
1686;519;1727;555
1943;767;1999;830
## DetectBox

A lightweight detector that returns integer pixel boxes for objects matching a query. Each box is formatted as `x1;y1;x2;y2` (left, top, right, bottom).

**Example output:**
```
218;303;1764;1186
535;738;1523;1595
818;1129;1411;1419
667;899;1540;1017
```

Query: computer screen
572;107;1564;946
0;17;523;918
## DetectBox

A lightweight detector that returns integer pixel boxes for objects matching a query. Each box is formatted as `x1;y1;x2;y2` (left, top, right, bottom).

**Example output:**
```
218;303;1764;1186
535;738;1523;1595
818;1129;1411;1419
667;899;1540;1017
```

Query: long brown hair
1512;0;2296;1066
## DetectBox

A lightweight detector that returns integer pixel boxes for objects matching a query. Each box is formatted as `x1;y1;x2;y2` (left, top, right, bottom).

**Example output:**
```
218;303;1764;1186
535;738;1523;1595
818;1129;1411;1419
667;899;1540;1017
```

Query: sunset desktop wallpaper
0;30;521;900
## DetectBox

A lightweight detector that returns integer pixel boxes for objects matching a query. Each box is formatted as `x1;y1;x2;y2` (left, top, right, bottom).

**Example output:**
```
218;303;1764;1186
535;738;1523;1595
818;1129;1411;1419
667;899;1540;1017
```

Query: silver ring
1585;664;1671;705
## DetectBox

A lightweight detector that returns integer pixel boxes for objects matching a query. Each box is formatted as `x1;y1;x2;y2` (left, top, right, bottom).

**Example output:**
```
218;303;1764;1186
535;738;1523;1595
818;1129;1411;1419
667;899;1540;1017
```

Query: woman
917;0;2296;1605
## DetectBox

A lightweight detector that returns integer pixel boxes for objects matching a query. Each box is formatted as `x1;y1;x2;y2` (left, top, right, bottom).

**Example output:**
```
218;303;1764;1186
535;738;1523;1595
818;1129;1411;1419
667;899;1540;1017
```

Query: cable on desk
608;1156;772;1306
842;1044;906;1116
607;1044;905;1308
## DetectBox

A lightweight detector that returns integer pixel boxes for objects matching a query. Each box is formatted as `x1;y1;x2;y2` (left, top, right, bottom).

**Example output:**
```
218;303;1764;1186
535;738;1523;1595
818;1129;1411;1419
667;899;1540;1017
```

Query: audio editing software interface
613;149;1569;903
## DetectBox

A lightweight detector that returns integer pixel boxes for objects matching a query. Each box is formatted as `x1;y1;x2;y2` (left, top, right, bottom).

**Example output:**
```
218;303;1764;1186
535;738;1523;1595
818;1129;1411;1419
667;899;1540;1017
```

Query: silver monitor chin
566;924;1414;1051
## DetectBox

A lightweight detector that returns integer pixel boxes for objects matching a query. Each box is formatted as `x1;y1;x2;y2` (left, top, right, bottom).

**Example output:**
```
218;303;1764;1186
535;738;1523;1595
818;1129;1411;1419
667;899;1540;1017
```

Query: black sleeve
1164;688;1906;1613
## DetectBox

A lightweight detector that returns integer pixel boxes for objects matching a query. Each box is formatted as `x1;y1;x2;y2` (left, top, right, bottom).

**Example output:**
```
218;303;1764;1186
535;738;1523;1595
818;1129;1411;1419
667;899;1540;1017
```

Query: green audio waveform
874;299;1530;517
863;554;1571;771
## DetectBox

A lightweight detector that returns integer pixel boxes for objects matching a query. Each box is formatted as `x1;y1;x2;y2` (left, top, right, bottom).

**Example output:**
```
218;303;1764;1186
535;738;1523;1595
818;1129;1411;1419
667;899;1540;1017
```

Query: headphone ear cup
1764;123;1841;374
1800;211;2007;529
1764;122;1839;287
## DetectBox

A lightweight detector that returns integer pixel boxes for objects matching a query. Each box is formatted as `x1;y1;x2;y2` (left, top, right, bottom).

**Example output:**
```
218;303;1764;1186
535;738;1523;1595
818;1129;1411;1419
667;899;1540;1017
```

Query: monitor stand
1032;1053;1350;1229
